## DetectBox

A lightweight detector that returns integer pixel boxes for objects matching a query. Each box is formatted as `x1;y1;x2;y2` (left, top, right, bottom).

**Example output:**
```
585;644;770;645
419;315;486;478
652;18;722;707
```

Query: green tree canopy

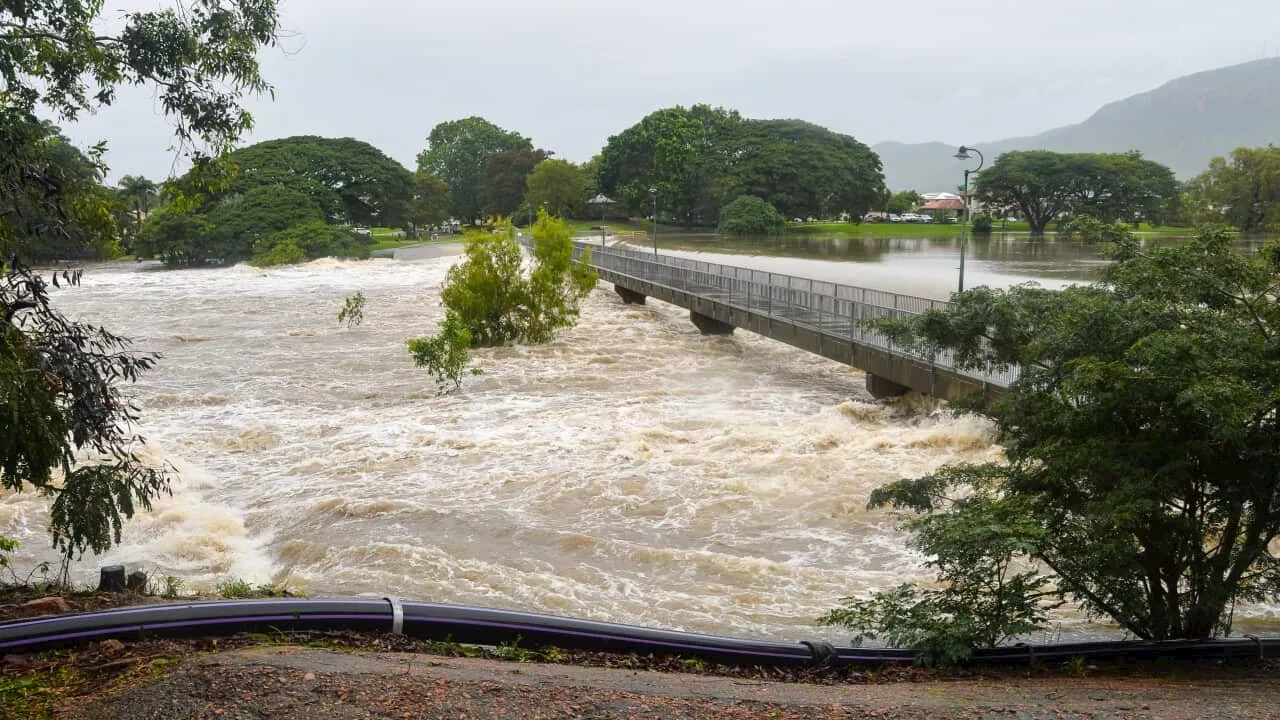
598;108;885;226
408;171;450;236
138;135;410;266
525;159;587;218
115;175;160;247
1189;146;1280;232
885;190;922;215
975;151;1180;233
222;136;414;226
136;184;323;266
250;221;368;267
729;119;885;221
481;149;547;218
716;195;786;236
417;117;533;223
597;104;742;226
1;120;119;262
847;221;1280;653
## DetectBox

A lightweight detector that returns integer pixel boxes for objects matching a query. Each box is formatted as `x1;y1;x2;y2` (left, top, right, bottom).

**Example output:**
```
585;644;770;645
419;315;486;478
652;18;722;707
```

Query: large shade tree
138;135;408;266
0;0;279;573
1189;146;1280;232
525;159;587;218
222;136;414;227
975;151;1179;233
481;149;547;218
408;171;450;237
729;119;885;221
417;117;532;223
597;104;742;227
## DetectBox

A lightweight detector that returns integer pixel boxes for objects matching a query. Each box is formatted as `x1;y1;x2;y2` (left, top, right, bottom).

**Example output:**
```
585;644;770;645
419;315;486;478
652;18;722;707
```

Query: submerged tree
717;195;786;236
338;291;366;329
408;211;597;390
825;220;1280;661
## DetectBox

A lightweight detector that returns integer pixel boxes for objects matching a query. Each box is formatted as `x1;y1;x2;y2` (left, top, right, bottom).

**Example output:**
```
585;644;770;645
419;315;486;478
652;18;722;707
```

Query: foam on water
0;254;1154;640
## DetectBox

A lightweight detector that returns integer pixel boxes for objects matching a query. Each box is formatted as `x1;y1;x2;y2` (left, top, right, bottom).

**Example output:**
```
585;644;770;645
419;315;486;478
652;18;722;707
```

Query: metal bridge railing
573;241;1019;388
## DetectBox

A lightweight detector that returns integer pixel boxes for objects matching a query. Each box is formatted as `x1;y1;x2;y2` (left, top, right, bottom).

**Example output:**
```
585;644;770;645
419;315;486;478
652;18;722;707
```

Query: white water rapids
0;254;1086;641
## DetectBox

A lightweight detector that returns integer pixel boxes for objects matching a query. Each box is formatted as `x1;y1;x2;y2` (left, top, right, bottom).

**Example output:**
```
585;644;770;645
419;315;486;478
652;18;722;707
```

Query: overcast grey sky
65;0;1280;182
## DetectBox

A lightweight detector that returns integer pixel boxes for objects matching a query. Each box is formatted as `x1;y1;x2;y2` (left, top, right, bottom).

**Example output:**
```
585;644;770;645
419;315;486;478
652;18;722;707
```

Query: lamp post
649;187;658;257
587;194;613;250
953;145;984;293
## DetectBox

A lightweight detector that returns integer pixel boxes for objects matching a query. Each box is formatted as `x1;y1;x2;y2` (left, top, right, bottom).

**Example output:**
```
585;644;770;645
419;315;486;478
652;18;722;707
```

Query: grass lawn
565;219;686;236
367;231;459;253
787;222;965;237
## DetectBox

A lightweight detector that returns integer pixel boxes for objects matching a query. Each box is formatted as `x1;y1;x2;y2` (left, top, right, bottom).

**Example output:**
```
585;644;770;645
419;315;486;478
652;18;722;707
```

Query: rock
99;639;126;655
126;570;148;593
98;565;127;593
2;653;31;669
21;596;70;614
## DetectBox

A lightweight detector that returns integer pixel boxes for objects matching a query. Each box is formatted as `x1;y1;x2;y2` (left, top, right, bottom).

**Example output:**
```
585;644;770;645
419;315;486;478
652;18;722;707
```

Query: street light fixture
953;145;984;293
649;187;658;257
587;193;613;250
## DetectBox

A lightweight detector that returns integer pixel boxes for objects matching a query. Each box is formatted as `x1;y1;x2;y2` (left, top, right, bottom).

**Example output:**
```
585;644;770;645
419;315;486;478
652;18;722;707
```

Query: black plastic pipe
1;599;1275;667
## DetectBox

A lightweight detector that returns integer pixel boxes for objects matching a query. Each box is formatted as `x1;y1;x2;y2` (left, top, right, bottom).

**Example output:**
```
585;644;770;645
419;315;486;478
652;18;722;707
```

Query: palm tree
116;175;159;239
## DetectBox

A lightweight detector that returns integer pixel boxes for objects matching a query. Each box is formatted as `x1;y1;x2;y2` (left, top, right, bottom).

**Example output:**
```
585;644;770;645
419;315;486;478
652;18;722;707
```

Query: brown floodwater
3;235;1277;642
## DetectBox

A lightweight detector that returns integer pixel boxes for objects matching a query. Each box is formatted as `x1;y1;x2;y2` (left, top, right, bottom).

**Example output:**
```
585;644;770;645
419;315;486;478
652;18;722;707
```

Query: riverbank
11;631;1279;719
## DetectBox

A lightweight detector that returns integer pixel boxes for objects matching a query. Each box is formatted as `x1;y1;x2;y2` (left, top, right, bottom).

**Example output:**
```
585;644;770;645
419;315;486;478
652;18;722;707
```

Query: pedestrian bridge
572;240;1017;402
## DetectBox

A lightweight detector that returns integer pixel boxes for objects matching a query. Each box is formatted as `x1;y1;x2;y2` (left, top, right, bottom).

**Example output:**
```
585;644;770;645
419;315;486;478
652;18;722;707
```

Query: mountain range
873;57;1280;192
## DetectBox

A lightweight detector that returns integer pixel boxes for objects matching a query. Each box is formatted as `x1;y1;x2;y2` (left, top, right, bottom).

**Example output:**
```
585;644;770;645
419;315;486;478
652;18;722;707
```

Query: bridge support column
614;285;646;305
866;373;909;399
690;311;735;335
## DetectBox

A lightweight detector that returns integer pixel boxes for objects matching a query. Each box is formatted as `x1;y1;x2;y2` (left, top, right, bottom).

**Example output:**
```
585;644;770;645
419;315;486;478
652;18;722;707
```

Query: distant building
919;198;964;212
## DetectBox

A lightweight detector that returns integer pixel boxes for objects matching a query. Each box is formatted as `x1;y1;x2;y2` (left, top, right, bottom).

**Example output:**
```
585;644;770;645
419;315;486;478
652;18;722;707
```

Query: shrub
971;214;993;234
338;291;366;328
820;491;1056;666
407;211;597;391
250;221;371;266
250;238;306;267
717;195;786;236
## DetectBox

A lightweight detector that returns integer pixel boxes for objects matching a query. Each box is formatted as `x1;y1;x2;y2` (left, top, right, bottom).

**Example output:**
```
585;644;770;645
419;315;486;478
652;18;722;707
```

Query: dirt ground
45;644;1280;720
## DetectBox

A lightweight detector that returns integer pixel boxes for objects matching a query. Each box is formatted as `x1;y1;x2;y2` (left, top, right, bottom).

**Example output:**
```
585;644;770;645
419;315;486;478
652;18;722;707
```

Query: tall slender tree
116;175;159;243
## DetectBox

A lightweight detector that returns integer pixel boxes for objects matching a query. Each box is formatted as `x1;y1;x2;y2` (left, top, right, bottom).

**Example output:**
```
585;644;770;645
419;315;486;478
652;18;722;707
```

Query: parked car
888;214;903;223
353;226;371;237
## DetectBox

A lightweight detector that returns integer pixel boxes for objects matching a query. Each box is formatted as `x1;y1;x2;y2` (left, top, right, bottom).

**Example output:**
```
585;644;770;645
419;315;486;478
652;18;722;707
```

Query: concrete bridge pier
615;286;647;305
865;373;909;399
690;311;735;335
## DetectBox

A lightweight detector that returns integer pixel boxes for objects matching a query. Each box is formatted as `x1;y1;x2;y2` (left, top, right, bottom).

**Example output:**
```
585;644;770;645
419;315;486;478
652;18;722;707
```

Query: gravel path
60;646;1280;719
